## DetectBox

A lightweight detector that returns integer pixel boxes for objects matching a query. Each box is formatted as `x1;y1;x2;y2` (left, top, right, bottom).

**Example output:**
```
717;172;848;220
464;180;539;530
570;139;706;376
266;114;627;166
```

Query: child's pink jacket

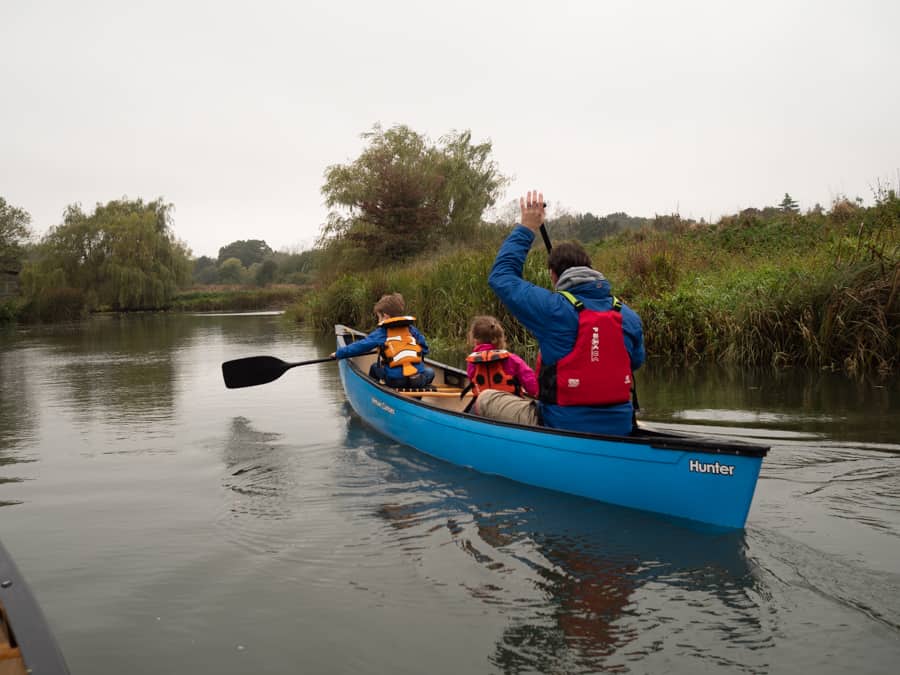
466;343;539;397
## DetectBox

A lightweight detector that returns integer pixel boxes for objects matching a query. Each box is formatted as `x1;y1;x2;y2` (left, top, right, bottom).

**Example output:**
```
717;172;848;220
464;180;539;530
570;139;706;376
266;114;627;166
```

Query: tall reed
292;192;899;375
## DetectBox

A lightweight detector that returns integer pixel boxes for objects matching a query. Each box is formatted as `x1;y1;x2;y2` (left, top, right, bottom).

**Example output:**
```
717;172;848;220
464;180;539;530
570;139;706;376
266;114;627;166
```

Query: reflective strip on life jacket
466;349;520;396
538;293;633;406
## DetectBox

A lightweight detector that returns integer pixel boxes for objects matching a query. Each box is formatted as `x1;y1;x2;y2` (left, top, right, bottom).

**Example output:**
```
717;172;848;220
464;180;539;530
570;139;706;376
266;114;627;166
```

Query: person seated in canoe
463;315;538;404
476;190;645;435
331;292;436;389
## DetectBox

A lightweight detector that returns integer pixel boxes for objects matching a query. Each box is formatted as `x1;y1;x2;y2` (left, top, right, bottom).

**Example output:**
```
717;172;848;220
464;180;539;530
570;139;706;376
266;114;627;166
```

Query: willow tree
22;198;192;310
319;124;507;271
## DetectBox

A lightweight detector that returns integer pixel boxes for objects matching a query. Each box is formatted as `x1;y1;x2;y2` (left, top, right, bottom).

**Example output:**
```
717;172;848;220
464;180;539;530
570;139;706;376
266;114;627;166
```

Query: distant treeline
191;239;321;287
0;199;322;321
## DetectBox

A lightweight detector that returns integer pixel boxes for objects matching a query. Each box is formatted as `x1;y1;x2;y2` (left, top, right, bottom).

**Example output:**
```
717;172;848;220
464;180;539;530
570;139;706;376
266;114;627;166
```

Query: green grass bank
289;194;899;375
168;285;305;312
1;285;306;324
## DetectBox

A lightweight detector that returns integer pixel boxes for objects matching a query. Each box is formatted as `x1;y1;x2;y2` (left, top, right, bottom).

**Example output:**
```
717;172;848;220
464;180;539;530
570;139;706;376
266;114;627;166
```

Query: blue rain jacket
489;226;645;435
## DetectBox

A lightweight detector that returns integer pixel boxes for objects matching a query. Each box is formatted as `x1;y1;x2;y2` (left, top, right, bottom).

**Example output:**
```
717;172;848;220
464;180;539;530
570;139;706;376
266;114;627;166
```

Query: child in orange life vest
465;316;538;400
332;293;435;389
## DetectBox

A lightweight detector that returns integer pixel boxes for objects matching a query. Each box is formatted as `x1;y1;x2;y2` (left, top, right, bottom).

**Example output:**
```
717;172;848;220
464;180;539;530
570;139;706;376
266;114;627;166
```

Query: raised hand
519;190;545;232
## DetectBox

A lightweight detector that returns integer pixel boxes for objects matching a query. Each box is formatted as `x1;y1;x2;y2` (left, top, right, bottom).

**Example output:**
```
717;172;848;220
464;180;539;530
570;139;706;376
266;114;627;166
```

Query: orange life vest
465;349;521;396
379;315;423;377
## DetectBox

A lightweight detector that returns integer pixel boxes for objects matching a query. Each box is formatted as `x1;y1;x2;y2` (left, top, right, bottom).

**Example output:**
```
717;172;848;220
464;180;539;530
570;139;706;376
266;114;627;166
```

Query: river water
1;313;898;674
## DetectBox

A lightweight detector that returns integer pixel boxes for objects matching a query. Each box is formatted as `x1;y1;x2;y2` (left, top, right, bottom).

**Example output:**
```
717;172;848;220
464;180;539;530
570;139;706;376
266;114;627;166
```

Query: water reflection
341;411;764;673
640;364;898;444
0;346;37;452
1;314;304;443
1;316;188;432
1;343;39;505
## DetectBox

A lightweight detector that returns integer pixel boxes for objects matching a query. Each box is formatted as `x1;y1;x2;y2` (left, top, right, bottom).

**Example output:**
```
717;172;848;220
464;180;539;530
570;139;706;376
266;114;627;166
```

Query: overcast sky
2;0;898;258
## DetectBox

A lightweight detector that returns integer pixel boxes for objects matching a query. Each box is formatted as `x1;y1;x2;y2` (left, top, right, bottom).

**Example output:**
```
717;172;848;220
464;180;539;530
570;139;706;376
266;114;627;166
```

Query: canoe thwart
393;388;471;398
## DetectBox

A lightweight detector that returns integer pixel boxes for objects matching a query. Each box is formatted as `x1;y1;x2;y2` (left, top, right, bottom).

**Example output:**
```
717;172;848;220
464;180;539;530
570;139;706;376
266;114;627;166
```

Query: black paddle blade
222;355;336;389
222;355;291;389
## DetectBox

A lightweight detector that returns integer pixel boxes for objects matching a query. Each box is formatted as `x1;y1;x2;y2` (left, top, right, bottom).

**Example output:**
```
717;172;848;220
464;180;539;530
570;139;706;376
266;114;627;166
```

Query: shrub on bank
0;299;20;324
16;287;89;323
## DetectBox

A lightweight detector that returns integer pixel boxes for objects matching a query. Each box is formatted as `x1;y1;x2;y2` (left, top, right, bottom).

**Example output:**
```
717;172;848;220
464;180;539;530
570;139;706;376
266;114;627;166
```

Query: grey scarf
555;266;606;291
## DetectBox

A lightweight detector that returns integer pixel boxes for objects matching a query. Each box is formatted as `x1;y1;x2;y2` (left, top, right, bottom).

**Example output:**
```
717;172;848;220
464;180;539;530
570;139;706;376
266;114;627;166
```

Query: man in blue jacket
478;190;645;435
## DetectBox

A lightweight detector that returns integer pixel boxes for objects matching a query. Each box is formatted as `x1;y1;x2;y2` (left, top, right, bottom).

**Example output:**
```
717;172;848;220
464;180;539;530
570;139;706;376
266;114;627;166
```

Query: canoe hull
336;328;766;530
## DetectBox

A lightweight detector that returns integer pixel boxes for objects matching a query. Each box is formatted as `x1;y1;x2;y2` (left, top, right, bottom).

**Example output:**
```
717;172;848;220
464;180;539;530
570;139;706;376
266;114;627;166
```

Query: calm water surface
1;314;898;674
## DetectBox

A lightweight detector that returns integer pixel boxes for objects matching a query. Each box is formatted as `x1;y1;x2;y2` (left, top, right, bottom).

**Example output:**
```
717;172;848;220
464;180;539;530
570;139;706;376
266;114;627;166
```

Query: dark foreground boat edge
0;540;71;675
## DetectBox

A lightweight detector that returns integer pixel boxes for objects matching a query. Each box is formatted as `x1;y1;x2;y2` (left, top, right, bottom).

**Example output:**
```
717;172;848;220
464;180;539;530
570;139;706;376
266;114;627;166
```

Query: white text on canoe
689;459;735;476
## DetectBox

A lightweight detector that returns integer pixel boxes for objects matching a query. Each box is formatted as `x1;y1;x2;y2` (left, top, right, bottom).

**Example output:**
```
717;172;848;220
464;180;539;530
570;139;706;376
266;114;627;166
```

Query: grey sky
2;0;898;258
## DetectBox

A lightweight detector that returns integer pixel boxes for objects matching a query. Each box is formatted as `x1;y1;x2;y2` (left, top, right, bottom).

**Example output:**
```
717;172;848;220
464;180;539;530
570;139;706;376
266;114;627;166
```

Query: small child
465;315;538;399
333;293;435;389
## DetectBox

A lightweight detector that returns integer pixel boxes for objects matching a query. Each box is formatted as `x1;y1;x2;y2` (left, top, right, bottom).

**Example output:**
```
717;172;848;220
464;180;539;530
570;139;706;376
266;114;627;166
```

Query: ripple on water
760;438;900;538
748;527;900;632
673;407;840;425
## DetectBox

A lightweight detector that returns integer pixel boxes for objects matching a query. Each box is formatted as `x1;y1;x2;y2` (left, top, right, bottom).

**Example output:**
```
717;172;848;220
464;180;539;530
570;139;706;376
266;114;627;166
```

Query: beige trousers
474;390;540;426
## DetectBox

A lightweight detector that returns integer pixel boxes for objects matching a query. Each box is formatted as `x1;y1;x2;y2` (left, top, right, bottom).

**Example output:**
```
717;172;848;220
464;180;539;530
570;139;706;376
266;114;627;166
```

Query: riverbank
290;193;900;375
167;284;305;312
0;285;306;324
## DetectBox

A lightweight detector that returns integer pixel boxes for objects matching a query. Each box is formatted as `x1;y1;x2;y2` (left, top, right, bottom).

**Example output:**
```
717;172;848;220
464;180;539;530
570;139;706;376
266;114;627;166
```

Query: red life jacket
378;315;423;377
465;349;521;396
538;292;633;406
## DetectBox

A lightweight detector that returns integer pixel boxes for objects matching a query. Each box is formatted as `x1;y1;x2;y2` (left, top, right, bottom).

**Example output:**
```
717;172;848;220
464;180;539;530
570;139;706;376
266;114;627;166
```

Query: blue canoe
335;325;769;531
